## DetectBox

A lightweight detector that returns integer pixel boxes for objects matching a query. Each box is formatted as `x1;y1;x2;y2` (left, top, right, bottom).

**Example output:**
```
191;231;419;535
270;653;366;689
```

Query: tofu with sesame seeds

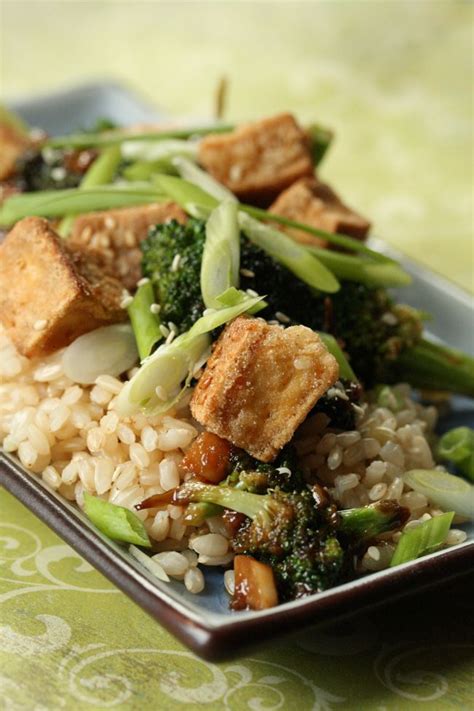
68;202;187;290
269;177;371;247
0;122;32;181
198;113;314;204
0;217;126;357
190;316;339;462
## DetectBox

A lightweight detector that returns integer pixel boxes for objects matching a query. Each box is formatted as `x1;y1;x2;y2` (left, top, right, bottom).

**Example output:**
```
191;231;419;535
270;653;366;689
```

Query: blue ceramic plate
1;82;473;661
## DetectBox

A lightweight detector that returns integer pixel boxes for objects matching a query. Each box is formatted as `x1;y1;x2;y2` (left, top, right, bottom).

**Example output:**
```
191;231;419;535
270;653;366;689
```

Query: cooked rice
0;327;464;595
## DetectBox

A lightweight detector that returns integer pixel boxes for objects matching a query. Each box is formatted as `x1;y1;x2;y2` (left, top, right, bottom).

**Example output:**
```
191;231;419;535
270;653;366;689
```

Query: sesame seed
171;254;181;272
246;288;259;298
155;385;168;400
159;324;170;338
381;312;398;326
104;216;116;230
51;167;66;181
137;277;150;287
33;319;47;331
276;466;292;476
167;321;178;334
150;303;161;314
240;268;255;278
120;296;133;309
275;311;291;324
165;331;176;345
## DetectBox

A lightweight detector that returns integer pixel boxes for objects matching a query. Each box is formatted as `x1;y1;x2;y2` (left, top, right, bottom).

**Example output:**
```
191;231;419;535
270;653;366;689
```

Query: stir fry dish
0;108;473;610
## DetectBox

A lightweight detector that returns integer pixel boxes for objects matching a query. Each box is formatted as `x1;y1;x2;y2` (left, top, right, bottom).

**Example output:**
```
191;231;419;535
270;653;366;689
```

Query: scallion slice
390;511;454;567
201;201;240;308
403;469;474;520
127;282;162;361
83;493;151;547
318;332;357;381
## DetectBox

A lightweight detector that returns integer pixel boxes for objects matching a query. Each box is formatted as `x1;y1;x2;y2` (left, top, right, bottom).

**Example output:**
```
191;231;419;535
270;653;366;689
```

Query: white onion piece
63;324;138;385
403;469;474;520
120;138;198;162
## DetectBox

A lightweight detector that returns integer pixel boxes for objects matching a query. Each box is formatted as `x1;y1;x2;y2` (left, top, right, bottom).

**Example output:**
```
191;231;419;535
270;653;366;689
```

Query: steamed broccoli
140;218;474;395
175;481;408;601
226;446;306;493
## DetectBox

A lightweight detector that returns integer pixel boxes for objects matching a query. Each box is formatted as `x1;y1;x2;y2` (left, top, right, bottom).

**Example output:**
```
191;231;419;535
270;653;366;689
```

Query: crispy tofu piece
0;217;126;357
198;113;314;204
0;123;31;181
69;202;187;290
191;316;339;462
269;177;371;247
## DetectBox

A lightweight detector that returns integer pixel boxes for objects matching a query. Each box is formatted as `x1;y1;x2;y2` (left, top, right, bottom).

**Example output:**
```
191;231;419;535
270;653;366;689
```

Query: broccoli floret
227;446;306;493
141;219;206;333
174;481;408;601
139;218;474;396
15;148;96;192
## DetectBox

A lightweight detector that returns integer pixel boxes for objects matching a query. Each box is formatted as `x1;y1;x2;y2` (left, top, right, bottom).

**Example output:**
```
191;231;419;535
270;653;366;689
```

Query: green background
1;1;473;708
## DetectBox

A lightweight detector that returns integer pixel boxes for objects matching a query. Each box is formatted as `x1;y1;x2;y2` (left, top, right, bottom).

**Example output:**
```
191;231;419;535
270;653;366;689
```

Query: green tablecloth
1;2;473;709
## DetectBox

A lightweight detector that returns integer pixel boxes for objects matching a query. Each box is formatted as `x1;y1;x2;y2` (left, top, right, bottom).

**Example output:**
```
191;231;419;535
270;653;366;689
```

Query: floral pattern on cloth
0;489;473;711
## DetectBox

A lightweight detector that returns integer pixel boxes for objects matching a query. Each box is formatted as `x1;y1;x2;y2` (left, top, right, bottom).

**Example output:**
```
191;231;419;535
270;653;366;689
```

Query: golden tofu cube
69;202;187;290
0;217;126;357
198;113;314;204
0;122;31;181
191;316;339;462
269;177;371;247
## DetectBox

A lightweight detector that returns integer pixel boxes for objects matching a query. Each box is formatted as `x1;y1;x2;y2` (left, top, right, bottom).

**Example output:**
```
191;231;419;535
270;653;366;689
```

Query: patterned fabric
1;489;473;710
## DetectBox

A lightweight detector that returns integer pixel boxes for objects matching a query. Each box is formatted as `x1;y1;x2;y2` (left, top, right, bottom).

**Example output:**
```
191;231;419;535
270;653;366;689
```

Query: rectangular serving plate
1;82;473;661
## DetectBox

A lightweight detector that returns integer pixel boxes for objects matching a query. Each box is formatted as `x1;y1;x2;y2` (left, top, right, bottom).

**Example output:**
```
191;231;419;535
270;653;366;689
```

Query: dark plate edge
2;454;473;661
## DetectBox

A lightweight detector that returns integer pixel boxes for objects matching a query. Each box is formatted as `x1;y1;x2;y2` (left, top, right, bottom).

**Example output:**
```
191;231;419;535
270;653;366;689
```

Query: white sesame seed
381;312;398;326
171;254;181;272
150;303;161;314
246;288;259;298
167;322;178;334
137;277;150;287
240;268;255;278
165;331;176;345
276;466;292;475
33;319;48;331
120;296;133;309
159;324;170;338
275;311;291;324
51;166;66;181
155;385;168;400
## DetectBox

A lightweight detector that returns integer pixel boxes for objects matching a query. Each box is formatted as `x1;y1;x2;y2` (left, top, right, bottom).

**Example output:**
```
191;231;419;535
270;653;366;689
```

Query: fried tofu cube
198;113;314;204
191;316;339;462
69;202;187;290
0;122;31;181
0;217;126;357
269;177;371;247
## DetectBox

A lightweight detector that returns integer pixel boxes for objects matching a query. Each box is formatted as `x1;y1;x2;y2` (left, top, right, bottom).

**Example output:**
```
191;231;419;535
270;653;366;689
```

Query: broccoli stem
306;123;333;166
175;481;267;519
393;338;474;397
339;500;409;541
127;282;162;361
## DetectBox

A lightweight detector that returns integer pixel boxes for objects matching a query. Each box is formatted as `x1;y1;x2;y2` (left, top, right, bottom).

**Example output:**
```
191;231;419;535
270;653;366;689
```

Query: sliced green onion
0;185;164;225
215;286;267;314
201;201;240;308
173;156;237;202
238;211;340;294
116;293;264;417
58;145;122;237
317;332;357;381
307;247;411;287
121;138;199;162
403;469;474;520
437;427;474;482
62;323;138;385
122;159;178;181
153;174;218;219
127;282;162;361
46;123;234;149
242;204;393;264
129;545;170;582
390;511;455;567
83;492;151;547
